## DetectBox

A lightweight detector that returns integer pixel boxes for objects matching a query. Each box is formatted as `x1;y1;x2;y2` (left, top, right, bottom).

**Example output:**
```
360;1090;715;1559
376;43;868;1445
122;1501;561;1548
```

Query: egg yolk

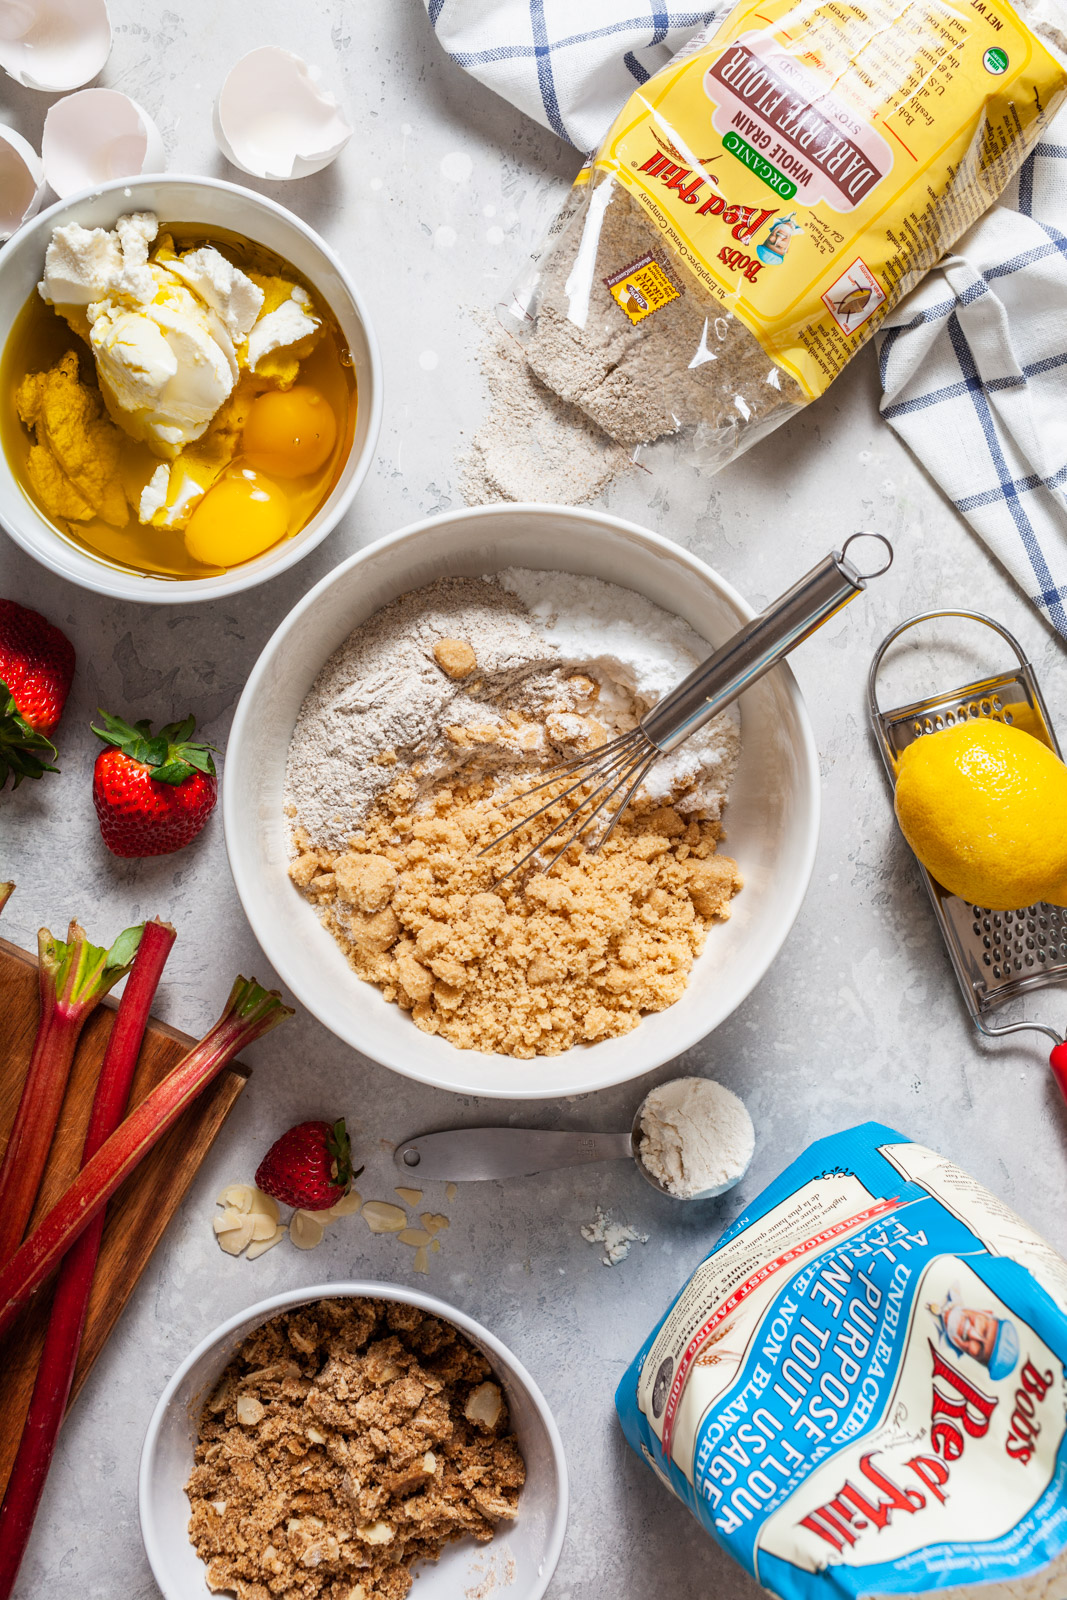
184;469;290;568
240;385;338;478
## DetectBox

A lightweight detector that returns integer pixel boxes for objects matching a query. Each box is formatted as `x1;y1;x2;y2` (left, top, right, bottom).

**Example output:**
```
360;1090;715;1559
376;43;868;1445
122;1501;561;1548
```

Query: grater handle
642;533;893;754
867;609;1033;728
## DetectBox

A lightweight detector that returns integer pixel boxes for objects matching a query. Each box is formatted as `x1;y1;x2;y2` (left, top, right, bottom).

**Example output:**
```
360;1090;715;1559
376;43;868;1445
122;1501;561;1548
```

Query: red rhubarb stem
0;921;143;1268
0;977;292;1342
0;919;175;1600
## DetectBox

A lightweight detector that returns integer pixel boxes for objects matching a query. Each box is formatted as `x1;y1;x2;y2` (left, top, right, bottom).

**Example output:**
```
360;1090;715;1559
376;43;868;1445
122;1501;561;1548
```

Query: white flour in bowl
285;568;740;853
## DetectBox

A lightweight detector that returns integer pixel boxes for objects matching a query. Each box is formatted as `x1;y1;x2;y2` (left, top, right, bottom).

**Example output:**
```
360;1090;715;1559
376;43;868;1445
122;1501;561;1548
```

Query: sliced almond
357;1521;394;1545
361;1201;408;1234
430;1238;441;1254
290;1211;325;1250
250;1211;279;1241
213;1207;247;1235
465;1381;503;1431
327;1190;362;1219
420;1213;450;1235
446;1183;457;1202
421;1451;436;1475
394;1186;423;1207
236;1394;265;1426
413;1246;429;1274
249;1188;281;1223
211;1500;227;1516
306;1426;326;1444
398;1227;431;1248
246;1224;287;1260
216;1217;255;1256
217;1183;256;1213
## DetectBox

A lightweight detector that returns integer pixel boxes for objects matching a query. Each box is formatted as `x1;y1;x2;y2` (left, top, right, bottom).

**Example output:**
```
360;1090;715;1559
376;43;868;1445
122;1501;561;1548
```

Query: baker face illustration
755;212;801;267
928;1288;1020;1380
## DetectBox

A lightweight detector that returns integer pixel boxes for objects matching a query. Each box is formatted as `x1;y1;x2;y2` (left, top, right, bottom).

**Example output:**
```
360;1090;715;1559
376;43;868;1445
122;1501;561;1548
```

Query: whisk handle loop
642;534;892;753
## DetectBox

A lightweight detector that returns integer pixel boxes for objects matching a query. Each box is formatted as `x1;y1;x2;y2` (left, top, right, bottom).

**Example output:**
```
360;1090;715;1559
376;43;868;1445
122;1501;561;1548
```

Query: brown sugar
291;774;742;1058
186;1297;525;1600
433;637;477;679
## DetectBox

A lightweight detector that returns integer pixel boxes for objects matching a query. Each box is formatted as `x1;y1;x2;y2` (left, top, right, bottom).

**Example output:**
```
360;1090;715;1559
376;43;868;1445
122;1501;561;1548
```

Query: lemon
894;718;1067;909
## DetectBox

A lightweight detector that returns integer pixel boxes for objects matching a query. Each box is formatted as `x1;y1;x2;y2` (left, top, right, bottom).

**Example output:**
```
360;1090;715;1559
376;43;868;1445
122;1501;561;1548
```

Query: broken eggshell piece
42;87;165;198
213;47;352;180
0;124;46;240
0;0;111;91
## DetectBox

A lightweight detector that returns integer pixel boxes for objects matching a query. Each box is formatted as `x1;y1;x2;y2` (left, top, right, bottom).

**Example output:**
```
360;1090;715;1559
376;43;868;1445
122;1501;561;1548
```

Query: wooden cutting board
0;934;249;1500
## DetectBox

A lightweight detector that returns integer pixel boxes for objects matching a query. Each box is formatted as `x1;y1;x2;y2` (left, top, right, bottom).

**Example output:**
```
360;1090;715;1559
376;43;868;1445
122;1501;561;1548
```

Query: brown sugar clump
186;1296;524;1600
432;638;477;679
298;776;742;1058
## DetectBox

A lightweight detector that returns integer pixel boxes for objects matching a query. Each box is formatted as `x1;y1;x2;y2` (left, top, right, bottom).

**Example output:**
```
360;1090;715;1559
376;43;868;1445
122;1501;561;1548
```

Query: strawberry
0;600;76;788
255;1118;362;1211
91;710;217;859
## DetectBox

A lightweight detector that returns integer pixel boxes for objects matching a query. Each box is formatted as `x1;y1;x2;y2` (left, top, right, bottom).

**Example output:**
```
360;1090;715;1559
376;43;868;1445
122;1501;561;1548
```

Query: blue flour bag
617;1123;1067;1597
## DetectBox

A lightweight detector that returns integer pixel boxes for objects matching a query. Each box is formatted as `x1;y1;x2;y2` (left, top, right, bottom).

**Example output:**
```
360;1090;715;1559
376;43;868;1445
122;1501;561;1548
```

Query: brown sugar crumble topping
186;1297;525;1600
289;771;742;1058
432;637;478;679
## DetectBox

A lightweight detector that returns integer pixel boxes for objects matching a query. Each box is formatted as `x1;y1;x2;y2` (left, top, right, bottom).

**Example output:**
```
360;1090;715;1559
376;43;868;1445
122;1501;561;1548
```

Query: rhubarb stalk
0;977;292;1342
0;919;175;1600
0;921;143;1267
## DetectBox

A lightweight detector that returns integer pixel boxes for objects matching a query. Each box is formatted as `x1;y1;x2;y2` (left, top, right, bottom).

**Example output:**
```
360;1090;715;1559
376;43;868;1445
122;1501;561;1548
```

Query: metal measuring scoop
393;1079;752;1201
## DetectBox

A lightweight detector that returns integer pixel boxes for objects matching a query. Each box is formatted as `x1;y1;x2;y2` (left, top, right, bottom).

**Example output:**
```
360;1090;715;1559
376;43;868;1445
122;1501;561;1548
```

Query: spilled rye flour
285;571;743;1057
459;314;634;507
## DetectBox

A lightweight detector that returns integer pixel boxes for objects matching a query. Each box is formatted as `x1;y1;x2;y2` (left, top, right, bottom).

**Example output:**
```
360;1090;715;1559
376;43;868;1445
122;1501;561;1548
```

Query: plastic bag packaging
503;0;1066;474
617;1122;1067;1598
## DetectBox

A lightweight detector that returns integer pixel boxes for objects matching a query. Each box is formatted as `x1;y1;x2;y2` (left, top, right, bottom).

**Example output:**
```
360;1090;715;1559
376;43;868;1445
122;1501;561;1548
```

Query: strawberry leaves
91;710;217;787
0;687;59;788
327;1118;359;1191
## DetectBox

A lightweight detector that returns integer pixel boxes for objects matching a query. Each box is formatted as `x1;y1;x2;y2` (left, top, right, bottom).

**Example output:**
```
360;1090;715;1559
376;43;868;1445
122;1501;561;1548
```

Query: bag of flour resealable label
503;0;1066;474
616;1122;1067;1598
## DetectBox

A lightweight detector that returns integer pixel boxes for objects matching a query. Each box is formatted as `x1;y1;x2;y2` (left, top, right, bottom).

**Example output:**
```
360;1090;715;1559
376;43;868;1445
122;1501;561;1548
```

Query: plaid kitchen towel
422;0;725;151
877;114;1067;639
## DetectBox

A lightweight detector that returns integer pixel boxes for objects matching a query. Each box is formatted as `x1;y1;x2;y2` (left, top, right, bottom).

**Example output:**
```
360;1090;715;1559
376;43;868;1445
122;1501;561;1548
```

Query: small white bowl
138;1281;569;1600
42;88;165;197
0;174;382;603
223;505;820;1099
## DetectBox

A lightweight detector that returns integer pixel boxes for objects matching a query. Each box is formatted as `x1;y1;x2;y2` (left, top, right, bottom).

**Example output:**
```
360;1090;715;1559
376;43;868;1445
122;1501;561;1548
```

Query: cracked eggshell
214;48;351;181
0;124;45;240
42;88;165;198
0;0;111;91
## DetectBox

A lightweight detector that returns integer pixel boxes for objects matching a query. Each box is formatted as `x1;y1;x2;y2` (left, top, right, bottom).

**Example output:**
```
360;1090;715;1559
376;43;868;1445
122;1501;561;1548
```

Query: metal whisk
481;533;894;882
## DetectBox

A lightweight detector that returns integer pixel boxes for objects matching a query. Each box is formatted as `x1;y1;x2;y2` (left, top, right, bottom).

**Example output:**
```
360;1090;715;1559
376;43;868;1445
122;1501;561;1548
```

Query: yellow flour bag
505;0;1066;469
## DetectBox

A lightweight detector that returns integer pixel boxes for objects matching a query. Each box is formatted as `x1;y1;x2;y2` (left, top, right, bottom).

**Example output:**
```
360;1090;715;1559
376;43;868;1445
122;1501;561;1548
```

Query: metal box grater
868;609;1065;1049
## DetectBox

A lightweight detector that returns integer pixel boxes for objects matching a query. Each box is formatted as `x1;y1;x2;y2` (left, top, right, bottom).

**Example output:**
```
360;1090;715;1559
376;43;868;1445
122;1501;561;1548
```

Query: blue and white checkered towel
423;1;720;151
877;122;1067;637
426;1;1067;634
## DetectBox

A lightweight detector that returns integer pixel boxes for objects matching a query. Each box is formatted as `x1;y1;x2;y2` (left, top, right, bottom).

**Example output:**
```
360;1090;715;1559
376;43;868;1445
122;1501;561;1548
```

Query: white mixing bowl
139;1281;568;1600
224;505;820;1098
0;174;382;602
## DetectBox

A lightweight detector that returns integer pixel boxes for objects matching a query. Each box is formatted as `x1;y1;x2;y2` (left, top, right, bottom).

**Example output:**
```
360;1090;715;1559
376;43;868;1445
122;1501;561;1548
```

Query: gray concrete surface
3;3;1067;1596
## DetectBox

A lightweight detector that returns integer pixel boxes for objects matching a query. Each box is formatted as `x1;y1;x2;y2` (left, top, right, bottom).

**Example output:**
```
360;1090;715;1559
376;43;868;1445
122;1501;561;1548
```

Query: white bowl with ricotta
139;1281;568;1600
224;505;821;1098
0;174;382;602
